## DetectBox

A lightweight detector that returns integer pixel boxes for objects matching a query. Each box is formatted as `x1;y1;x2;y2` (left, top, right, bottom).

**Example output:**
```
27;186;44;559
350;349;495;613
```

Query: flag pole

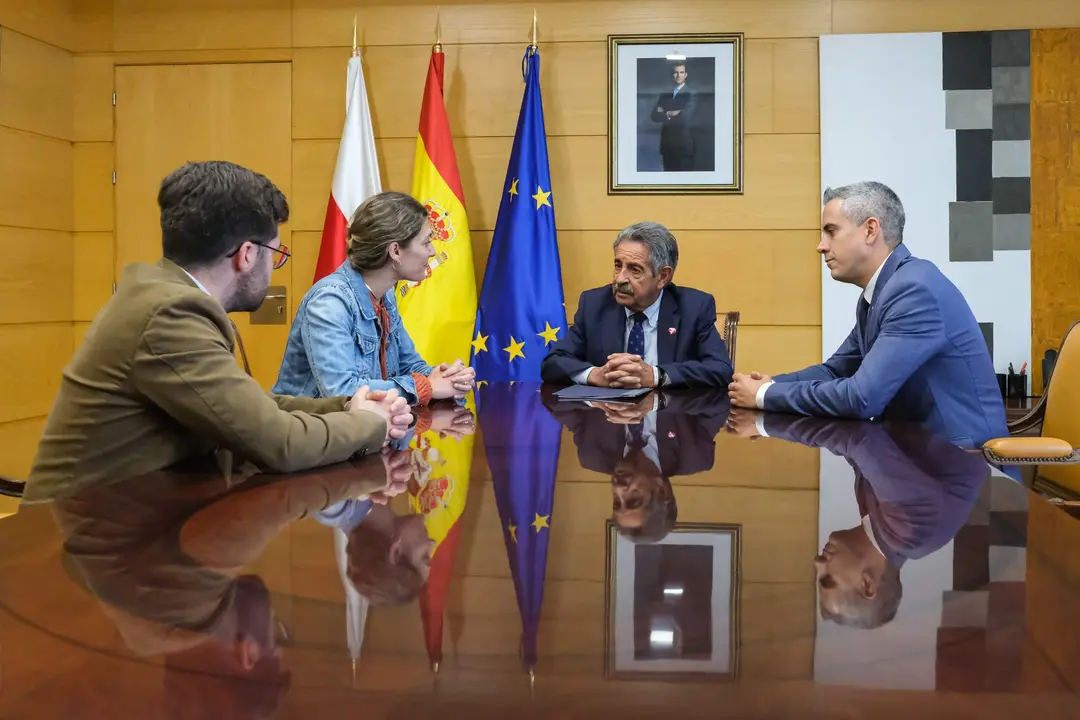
434;7;442;53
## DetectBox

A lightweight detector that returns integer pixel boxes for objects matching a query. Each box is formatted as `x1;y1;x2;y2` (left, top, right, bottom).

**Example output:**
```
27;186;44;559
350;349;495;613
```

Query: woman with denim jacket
273;192;474;409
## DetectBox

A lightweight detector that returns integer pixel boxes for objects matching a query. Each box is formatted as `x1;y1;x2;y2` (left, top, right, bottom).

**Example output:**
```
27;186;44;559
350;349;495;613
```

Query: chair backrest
721;311;740;367
1041;320;1080;491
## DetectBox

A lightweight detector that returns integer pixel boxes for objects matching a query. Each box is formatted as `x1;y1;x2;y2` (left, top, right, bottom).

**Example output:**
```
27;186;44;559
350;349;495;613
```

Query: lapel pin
668;327;676;335
668;431;676;438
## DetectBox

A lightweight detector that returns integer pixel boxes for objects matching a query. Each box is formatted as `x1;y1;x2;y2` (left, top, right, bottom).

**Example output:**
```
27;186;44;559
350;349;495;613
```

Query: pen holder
996;373;1008;399
1007;372;1027;399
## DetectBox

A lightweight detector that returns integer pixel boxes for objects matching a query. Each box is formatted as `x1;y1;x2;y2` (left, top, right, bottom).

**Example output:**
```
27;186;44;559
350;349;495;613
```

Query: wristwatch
656;367;667;388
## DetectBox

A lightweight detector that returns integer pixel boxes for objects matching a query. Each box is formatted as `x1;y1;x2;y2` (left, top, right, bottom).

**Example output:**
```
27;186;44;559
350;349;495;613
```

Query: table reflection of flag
407;409;475;673
479;382;561;672
333;527;368;682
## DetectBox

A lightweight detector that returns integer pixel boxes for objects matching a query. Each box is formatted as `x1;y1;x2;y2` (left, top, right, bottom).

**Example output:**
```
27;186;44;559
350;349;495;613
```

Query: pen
1008;362;1014;374
1020;362;1028;375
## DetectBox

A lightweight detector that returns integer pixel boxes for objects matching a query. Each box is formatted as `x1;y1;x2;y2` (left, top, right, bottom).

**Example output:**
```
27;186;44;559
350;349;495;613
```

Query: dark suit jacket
540;284;733;388
767;245;1008;448
542;389;728;477
762;414;988;568
26;259;386;504
650;87;698;159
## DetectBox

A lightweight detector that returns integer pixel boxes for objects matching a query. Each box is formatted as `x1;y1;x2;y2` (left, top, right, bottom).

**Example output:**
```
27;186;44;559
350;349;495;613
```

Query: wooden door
114;63;293;390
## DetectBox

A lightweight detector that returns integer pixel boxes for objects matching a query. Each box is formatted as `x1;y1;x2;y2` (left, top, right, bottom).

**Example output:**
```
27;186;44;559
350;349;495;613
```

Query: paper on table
552;385;653;402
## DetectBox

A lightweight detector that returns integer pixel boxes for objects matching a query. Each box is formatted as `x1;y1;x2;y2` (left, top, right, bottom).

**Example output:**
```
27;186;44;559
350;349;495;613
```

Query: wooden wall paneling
73;142;114;232
740;582;816;679
73;321;92;351
552;230;821;327
833;0;1080;34
735;325;821;374
73;232;115;322
72;0;114;53
292;133;819;233
1030;29;1080;393
111;0;293;52
0;323;71;423
73;55;115;142
0;0;72;49
292;0;834;48
0;416;46;480
0;228;74;324
0;29;74;141
0;127;73;232
292;38;818;141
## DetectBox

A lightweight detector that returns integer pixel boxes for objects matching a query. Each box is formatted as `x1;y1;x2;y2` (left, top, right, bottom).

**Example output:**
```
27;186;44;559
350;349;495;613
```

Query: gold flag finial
434;7;442;52
352;15;360;57
432;661;440;674
530;9;537;49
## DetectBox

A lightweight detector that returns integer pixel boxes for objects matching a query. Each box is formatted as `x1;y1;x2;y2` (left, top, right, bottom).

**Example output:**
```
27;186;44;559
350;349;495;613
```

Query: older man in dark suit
540;222;733;389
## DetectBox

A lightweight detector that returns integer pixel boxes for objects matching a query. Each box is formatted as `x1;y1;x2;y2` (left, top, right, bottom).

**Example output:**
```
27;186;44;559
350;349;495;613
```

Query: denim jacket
272;262;433;404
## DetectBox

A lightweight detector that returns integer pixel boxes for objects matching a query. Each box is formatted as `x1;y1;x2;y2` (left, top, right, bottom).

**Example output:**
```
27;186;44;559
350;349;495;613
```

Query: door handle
263;293;287;300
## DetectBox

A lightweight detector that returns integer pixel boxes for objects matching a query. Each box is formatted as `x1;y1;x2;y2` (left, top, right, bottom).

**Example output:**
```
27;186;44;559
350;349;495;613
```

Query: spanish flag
406;417;474;672
397;44;477;367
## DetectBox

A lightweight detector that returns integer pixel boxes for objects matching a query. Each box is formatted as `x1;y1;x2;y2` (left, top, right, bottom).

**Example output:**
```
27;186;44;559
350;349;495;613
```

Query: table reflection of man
47;449;410;719
543;388;728;542
728;410;989;629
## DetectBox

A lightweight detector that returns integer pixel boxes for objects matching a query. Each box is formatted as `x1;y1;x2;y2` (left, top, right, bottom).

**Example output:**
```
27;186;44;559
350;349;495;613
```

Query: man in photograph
650;63;698;171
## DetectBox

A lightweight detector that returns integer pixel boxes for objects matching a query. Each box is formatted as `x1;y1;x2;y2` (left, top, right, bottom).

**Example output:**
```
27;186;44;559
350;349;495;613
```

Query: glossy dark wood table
1;384;1078;719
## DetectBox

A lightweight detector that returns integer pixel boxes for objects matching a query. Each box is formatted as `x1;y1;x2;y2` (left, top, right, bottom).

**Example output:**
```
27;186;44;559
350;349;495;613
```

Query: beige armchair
982;320;1080;495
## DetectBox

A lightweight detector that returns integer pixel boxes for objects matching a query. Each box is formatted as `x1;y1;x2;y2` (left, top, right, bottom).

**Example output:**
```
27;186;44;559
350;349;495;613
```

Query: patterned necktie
627;312;647;357
627;422;647;449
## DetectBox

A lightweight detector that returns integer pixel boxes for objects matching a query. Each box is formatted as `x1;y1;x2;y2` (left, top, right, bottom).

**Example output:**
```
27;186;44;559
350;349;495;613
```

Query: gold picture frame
603;520;742;681
608;33;745;195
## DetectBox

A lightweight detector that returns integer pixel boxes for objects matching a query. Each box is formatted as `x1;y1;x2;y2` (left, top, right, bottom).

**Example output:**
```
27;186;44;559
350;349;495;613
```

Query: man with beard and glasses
25;161;412;502
540;222;733;389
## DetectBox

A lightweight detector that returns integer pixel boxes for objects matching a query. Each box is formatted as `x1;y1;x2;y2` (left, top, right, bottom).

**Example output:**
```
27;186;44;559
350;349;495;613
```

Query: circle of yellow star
537;321;560;346
508;524;518;543
472;332;489;354
532;513;550;532
532;185;552;209
504;336;526;362
508;178;519;198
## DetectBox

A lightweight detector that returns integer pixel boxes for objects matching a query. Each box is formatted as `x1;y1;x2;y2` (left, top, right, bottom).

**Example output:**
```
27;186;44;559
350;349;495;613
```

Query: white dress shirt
574;290;665;387
755;259;888;409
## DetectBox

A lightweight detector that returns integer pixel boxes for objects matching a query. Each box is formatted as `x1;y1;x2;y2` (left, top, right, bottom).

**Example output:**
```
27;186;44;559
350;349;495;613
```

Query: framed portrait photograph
608;33;745;195
603;521;741;681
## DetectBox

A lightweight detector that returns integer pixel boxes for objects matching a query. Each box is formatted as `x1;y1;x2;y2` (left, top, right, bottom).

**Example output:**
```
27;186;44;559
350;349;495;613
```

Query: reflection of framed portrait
604;521;741;681
608;33;744;195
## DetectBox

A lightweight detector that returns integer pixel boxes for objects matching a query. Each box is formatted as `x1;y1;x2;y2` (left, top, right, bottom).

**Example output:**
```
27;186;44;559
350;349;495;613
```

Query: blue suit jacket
765;245;1008;448
762;414;988;568
540;284;733;387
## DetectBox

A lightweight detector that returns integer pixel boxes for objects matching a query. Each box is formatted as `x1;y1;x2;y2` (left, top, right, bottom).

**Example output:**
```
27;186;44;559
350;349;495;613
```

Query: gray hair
823;181;906;248
613;221;679;277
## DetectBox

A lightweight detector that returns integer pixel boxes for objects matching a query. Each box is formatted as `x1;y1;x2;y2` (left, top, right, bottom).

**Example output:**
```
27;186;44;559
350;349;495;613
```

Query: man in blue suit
540;222;733;388
728;181;1007;448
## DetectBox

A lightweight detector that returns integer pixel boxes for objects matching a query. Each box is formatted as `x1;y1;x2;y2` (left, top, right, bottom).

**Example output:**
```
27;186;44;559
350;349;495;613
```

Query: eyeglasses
227;241;292;270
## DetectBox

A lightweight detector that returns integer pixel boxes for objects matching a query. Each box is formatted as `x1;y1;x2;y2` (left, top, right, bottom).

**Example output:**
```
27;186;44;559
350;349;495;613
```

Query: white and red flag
313;48;382;283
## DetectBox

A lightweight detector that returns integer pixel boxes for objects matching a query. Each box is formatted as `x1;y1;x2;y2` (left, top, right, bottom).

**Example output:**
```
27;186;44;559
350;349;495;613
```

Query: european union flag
471;47;566;382
479;382;561;671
